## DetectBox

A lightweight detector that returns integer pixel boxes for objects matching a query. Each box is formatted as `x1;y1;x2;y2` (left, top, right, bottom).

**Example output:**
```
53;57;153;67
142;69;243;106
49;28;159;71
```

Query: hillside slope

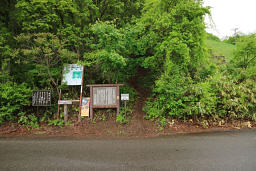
206;39;236;61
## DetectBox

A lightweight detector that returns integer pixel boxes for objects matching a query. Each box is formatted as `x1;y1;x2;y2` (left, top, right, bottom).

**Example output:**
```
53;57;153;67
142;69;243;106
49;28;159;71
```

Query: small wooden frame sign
58;100;72;123
86;84;123;120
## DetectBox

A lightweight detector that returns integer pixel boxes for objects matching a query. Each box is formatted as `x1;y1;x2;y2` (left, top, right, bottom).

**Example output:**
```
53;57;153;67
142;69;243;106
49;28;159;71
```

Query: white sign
62;64;83;85
58;100;72;105
121;94;129;101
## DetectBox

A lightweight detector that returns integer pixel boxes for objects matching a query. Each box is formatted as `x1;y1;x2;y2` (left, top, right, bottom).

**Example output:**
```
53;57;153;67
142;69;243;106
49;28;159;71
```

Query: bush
143;65;190;119
185;73;256;121
144;69;256;122
214;76;256;120
18;114;39;128
183;80;218;119
0;82;32;124
116;114;128;124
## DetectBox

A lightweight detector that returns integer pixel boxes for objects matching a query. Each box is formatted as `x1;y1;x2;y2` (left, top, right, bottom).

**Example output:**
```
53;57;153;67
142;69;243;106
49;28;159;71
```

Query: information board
32;90;51;106
87;84;123;120
62;64;83;85
93;87;117;106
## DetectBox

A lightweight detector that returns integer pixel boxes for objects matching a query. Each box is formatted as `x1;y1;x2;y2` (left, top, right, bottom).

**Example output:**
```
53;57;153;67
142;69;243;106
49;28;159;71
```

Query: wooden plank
71;100;80;103
64;104;68;123
88;84;123;120
86;84;123;87
58;100;72;105
117;86;120;115
93;87;117;106
90;86;93;120
93;105;118;109
57;89;61;120
32;90;51;106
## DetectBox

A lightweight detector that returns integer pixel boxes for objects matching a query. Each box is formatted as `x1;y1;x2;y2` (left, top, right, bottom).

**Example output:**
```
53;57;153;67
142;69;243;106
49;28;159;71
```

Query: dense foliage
0;0;255;126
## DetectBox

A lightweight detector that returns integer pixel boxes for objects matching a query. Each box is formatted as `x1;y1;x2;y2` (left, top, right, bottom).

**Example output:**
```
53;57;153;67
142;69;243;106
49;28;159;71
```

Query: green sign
62;64;83;85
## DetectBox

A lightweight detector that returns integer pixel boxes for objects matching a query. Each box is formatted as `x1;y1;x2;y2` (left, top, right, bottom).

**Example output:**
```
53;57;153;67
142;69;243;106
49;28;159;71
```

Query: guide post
121;94;129;119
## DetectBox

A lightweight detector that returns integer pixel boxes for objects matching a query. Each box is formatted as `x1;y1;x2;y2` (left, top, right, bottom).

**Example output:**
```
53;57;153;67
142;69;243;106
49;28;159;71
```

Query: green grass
206;39;236;62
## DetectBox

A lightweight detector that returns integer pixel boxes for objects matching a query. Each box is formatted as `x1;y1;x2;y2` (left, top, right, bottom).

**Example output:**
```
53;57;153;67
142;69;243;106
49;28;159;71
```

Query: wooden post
78;66;85;122
90;86;93;120
57;89;62;120
64;104;68;123
116;85;120;116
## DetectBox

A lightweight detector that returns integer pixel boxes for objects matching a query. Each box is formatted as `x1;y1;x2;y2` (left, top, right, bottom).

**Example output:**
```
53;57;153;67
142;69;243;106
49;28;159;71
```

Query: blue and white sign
62;64;83;85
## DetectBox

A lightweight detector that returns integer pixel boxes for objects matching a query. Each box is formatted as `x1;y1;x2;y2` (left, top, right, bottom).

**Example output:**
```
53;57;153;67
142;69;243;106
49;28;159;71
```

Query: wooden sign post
58;100;72;123
32;90;51;119
86;84;123;120
57;64;85;122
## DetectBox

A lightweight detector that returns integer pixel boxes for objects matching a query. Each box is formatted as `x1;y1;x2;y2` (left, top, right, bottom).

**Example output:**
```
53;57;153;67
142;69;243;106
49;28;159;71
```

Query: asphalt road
1;130;256;171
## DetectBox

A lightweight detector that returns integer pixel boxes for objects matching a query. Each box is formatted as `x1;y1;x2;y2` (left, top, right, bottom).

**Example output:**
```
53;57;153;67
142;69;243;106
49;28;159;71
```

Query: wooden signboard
57;64;85;122
86;84;123;120
32;90;51;106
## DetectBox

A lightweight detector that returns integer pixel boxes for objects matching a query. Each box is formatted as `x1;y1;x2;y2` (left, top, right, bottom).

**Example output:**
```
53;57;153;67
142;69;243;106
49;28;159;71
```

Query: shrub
116;114;128;124
18;114;39;128
143;64;191;119
0;82;32;124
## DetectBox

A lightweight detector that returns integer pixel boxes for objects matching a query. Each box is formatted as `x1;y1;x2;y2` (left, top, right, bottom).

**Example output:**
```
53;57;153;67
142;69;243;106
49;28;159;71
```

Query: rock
242;121;252;128
168;120;175;126
218;120;225;126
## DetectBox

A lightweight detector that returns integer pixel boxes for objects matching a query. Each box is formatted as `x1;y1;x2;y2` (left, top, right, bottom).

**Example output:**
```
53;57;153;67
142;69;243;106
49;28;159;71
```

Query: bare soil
1;118;255;138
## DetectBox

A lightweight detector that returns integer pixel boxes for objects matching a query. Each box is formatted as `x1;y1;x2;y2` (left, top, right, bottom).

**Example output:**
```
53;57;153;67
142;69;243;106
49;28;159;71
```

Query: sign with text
62;64;83;85
93;87;117;106
121;94;129;101
32;90;51;106
87;84;123;120
58;100;72;105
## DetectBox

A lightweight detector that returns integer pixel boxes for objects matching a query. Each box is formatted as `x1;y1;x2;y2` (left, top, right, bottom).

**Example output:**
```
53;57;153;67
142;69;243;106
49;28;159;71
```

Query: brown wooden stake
64;104;68;123
57;89;62;120
78;66;85;122
116;85;120;116
90;86;93;120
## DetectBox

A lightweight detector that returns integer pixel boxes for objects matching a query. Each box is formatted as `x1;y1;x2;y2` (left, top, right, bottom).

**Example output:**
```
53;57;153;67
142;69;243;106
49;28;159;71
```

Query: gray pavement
0;129;256;171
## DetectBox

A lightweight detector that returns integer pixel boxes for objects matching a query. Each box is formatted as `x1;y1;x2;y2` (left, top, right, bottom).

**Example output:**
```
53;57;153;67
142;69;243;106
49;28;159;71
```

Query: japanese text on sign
62;64;83;85
93;87;117;106
32;90;51;106
121;94;129;101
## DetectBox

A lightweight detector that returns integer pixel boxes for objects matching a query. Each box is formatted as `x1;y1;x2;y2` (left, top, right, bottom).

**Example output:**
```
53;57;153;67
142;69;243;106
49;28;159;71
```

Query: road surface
1;129;256;171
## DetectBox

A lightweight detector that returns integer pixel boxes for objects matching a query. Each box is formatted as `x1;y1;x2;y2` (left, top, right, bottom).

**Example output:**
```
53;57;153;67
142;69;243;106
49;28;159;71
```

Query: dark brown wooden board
32;90;51;106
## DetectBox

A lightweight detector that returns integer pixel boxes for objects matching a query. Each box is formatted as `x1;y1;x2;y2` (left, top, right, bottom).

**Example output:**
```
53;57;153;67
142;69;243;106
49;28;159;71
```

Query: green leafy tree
142;0;210;119
233;34;256;69
84;21;127;83
12;33;77;93
15;0;79;33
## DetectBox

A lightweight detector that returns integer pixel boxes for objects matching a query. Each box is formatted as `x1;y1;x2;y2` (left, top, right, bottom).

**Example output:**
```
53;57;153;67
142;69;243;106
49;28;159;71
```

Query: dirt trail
128;68;152;134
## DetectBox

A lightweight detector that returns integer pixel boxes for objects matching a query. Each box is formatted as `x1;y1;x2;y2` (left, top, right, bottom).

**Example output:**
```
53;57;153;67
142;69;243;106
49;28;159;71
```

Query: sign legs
64;104;68;123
